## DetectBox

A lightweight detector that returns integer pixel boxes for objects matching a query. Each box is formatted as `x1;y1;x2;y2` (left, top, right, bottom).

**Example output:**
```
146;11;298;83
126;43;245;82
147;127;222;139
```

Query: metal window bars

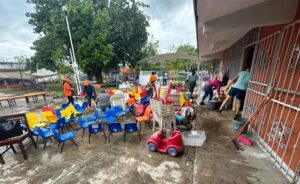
242;20;300;182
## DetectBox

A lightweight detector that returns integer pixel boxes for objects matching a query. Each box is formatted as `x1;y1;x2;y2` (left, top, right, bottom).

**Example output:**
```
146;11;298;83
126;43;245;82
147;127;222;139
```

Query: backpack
0;117;23;141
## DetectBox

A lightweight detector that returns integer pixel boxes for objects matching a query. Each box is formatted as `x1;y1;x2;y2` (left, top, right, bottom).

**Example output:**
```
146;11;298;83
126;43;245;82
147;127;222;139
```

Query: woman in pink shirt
200;79;222;105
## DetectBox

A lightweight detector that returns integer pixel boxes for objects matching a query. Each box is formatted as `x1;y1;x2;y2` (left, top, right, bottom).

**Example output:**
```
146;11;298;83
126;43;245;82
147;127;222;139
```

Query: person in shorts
219;68;250;117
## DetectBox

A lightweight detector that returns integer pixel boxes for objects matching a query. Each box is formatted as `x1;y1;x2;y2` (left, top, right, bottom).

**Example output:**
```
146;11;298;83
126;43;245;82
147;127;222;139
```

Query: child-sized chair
103;109;117;124
107;123;123;143
41;111;58;124
53;129;78;153
76;118;97;138
35;127;54;150
123;123;140;142
26;113;47;129
135;106;152;132
88;123;106;143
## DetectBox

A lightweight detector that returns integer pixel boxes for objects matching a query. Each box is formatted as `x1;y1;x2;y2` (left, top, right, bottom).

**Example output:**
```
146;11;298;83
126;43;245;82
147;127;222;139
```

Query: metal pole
69;49;80;95
16;58;27;93
65;14;81;94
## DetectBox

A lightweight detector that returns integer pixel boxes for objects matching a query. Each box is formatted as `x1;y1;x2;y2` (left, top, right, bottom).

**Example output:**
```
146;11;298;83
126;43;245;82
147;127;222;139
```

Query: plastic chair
55;109;63;119
41;106;56;115
103;109;117;124
88;123;106;143
49;117;66;130
113;105;126;117
136;106;152;132
52;129;78;153
65;113;75;126
26;113;46;129
65;105;81;116
107;123;123;143
61;103;69;109
123;123;140;142
41;111;58;124
74;102;88;113
76;118;97;138
35;127;54;150
82;110;99;122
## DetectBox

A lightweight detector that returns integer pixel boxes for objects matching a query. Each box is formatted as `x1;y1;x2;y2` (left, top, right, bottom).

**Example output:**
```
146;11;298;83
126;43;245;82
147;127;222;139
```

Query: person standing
200;79;222;105
83;80;97;108
219;68;251;117
63;76;74;105
149;71;158;84
163;71;168;86
187;70;198;96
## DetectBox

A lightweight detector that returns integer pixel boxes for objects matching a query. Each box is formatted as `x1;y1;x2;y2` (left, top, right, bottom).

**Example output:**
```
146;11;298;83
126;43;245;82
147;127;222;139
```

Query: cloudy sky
0;0;196;59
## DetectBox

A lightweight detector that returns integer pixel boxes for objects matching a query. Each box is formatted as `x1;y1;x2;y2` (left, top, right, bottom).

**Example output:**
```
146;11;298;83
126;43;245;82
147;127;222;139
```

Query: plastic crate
182;131;206;147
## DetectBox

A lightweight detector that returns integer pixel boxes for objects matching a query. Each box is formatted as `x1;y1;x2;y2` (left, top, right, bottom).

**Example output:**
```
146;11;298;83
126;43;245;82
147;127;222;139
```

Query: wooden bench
0;113;37;165
0;92;46;108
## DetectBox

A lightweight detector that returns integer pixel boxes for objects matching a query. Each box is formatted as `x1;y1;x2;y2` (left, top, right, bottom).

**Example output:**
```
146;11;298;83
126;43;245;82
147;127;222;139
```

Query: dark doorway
243;46;255;70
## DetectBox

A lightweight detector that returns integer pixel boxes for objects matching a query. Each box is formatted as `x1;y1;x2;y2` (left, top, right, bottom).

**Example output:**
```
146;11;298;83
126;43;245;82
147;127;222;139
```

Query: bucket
232;117;248;135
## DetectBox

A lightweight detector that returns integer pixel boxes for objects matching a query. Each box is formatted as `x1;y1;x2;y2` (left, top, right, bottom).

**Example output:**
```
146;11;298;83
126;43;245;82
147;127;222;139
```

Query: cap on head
83;80;90;86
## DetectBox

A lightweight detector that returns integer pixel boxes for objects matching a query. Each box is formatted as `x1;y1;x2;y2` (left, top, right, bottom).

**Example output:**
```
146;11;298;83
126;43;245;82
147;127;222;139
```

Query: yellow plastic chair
67;105;80;116
179;93;186;107
41;111;58;124
26;113;46;129
60;109;71;119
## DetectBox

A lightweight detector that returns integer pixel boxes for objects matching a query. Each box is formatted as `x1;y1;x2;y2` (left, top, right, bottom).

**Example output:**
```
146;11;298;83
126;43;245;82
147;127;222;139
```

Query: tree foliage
26;0;149;83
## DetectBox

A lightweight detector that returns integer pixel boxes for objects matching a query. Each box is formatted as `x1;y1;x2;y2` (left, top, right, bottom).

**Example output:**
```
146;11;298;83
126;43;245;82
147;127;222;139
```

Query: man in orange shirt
149;72;157;84
63;76;74;105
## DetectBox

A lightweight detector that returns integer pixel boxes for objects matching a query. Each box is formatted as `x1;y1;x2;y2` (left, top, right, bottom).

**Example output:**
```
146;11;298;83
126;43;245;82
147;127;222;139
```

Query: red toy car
147;130;183;157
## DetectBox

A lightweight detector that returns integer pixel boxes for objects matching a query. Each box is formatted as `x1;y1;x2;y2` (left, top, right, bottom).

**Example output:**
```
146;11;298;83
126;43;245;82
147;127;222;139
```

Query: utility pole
62;5;81;95
16;57;27;93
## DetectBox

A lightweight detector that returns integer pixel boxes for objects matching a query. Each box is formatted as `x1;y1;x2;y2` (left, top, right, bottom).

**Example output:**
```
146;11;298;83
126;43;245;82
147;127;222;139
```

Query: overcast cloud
0;0;196;59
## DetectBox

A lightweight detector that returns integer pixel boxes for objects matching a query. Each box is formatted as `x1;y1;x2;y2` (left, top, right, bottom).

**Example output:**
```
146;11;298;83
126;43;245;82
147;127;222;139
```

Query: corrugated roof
0;71;33;80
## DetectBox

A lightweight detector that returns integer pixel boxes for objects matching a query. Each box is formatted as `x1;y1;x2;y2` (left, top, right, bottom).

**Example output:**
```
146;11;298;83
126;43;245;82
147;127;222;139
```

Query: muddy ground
0;102;289;184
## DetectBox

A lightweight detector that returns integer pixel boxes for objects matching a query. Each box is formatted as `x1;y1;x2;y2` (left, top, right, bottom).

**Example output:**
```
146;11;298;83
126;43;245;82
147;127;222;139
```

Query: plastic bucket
232;117;248;135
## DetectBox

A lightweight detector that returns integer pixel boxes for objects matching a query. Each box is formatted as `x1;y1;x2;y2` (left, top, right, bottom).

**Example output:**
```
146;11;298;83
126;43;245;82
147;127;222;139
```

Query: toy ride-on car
147;130;183;157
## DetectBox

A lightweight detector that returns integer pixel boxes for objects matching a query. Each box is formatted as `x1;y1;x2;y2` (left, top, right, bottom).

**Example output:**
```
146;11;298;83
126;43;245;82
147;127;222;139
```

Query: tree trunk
95;67;102;84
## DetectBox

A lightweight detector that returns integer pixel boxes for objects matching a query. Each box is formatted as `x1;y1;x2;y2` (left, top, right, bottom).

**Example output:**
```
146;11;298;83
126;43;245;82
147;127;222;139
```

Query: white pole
69;49;80;94
65;14;81;94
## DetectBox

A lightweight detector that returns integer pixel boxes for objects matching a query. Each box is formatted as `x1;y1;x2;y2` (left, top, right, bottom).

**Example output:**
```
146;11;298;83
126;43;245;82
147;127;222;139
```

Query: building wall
222;28;259;79
221;5;300;180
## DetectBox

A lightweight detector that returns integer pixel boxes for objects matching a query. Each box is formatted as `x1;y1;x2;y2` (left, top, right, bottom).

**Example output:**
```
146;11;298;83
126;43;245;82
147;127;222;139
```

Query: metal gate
243;20;300;182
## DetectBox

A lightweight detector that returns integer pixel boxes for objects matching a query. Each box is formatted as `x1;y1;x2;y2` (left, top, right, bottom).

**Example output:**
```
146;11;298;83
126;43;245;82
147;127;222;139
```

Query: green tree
26;0;149;83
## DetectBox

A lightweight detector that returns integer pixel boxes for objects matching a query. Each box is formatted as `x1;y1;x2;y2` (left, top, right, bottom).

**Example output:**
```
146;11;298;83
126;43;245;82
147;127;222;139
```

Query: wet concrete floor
0;101;290;184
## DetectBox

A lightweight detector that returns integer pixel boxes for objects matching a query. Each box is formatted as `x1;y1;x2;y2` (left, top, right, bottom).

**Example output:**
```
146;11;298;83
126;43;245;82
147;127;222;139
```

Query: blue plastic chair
103;109;117;124
35;127;54;150
140;97;151;105
83;110;99;122
88;123;106;143
61;103;69;109
123;123;140;142
52;129;78;153
113;106;126;117
107;123;123;143
65;113;74;125
74;102;88;113
55;109;62;119
49;117;65;129
77;118;97;138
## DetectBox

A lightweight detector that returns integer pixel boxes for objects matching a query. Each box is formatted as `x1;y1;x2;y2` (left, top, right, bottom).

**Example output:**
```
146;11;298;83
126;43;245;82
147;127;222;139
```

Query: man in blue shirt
219;68;251;117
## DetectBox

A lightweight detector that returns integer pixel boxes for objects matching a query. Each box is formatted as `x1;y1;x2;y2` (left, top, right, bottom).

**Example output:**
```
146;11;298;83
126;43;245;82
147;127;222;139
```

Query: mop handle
225;93;274;147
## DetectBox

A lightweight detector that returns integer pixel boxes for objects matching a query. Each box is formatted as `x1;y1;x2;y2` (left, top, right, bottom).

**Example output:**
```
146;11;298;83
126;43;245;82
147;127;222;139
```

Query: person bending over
83;80;97;108
200;79;222;105
219;68;251;117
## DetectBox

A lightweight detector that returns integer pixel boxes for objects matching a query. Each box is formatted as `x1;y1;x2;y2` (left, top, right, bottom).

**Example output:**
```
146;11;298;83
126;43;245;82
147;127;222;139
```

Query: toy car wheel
148;143;157;152
167;147;178;157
